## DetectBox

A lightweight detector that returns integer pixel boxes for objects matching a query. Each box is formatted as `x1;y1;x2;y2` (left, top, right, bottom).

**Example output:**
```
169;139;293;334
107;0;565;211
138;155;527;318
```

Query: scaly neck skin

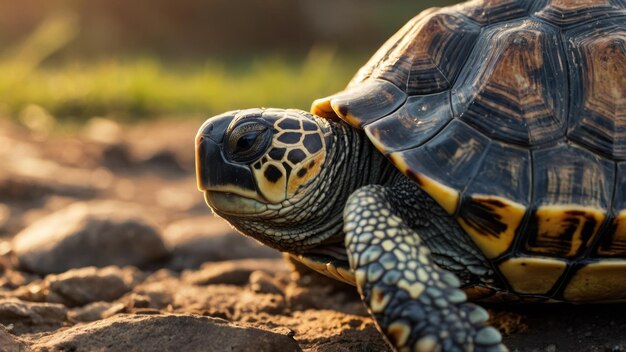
227;118;401;254
297;119;401;248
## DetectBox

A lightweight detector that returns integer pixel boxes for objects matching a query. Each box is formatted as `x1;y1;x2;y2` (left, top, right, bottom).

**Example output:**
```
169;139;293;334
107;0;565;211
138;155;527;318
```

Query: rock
0;324;27;352
0;298;67;334
282;255;364;314
0;268;38;290
142;149;186;174
101;143;134;170
249;270;284;295
129;281;176;311
69;301;126;322
44;266;143;307
182;259;288;286
12;201;167;274
164;217;279;269
0;147;114;201
32;314;302;352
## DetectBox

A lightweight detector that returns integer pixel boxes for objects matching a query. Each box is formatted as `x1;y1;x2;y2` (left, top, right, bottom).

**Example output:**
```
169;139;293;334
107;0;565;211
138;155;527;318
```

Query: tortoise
195;0;626;351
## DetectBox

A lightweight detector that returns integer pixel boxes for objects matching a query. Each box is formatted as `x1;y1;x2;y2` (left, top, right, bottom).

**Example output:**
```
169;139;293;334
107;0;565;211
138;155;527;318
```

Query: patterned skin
196;0;626;351
196;108;503;352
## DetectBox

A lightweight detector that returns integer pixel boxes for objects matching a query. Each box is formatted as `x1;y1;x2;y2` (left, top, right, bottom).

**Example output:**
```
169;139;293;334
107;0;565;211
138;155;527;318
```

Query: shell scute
452;0;544;25
596;162;626;256
457;142;531;258
498;257;567;295
350;9;481;95
566;18;626;160
452;19;568;146
364;92;452;153
563;260;626;301
311;79;407;128
534;0;626;27
309;0;626;301
389;120;490;215
523;144;615;257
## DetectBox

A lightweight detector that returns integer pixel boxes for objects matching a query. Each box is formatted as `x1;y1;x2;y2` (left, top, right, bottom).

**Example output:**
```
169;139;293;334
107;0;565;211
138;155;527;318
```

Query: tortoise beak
195;114;258;195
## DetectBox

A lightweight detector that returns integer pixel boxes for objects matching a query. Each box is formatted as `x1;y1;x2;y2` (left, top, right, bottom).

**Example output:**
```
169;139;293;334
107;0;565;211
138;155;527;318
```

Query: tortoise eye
235;131;261;153
227;123;271;163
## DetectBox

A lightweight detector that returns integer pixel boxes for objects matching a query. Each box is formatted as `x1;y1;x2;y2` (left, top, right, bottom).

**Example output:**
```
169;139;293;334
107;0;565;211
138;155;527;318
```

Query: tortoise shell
311;0;626;302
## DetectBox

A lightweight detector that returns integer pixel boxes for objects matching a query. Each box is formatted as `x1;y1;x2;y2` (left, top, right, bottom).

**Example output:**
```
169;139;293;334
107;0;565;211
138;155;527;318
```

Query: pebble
182;259;288;286
69;301;126;322
249;270;284;295
12;201;167;274
0;298;67;334
163;216;279;270
43;266;143;307
0;324;27;352
31;313;302;352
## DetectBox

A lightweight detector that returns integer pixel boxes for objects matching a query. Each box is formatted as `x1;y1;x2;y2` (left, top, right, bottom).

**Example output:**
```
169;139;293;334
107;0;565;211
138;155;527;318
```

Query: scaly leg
344;185;506;352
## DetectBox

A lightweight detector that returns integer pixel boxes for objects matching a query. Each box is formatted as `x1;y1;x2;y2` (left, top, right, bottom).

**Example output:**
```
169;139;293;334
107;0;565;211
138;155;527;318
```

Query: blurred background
0;0;457;124
0;0;455;244
0;0;462;244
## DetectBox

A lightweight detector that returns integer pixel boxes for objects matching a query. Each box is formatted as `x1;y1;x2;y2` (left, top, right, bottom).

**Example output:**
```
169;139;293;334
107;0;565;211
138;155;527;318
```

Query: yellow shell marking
526;205;605;257
390;152;459;214
499;257;567;295
310;96;337;120
597;210;626;256
457;195;527;259
563;260;626;302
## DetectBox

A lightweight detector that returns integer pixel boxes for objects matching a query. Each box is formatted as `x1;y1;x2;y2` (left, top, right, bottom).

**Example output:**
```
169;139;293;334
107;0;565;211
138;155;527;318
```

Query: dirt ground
0;118;624;352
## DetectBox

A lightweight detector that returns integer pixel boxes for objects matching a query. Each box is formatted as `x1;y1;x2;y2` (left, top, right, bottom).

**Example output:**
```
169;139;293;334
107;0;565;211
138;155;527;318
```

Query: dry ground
0;119;624;351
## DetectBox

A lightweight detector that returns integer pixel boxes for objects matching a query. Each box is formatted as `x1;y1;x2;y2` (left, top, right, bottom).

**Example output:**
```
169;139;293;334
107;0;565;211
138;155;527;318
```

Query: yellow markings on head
253;161;287;204
597;210;626;256
287;151;326;197
498;257;567;295
563;260;626;302
526;205;605;257
457;195;527;259
252;112;328;203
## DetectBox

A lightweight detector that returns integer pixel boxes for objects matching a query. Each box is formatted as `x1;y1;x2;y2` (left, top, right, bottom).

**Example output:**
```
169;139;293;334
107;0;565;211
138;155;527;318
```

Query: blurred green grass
0;12;361;123
1;51;358;121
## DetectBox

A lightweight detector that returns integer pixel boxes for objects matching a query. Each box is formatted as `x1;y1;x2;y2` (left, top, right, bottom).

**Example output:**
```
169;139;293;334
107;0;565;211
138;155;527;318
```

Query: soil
0;118;624;352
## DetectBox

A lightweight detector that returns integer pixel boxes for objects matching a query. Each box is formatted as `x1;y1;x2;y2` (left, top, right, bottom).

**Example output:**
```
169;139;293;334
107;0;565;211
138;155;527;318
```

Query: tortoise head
196;108;337;251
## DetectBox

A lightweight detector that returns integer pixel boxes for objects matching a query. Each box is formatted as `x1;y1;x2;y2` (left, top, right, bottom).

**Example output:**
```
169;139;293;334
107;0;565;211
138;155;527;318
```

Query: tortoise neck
329;120;401;188
291;119;401;245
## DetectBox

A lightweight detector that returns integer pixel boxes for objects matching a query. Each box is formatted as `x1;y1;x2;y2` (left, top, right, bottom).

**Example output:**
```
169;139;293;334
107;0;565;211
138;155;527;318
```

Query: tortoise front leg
344;185;506;352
